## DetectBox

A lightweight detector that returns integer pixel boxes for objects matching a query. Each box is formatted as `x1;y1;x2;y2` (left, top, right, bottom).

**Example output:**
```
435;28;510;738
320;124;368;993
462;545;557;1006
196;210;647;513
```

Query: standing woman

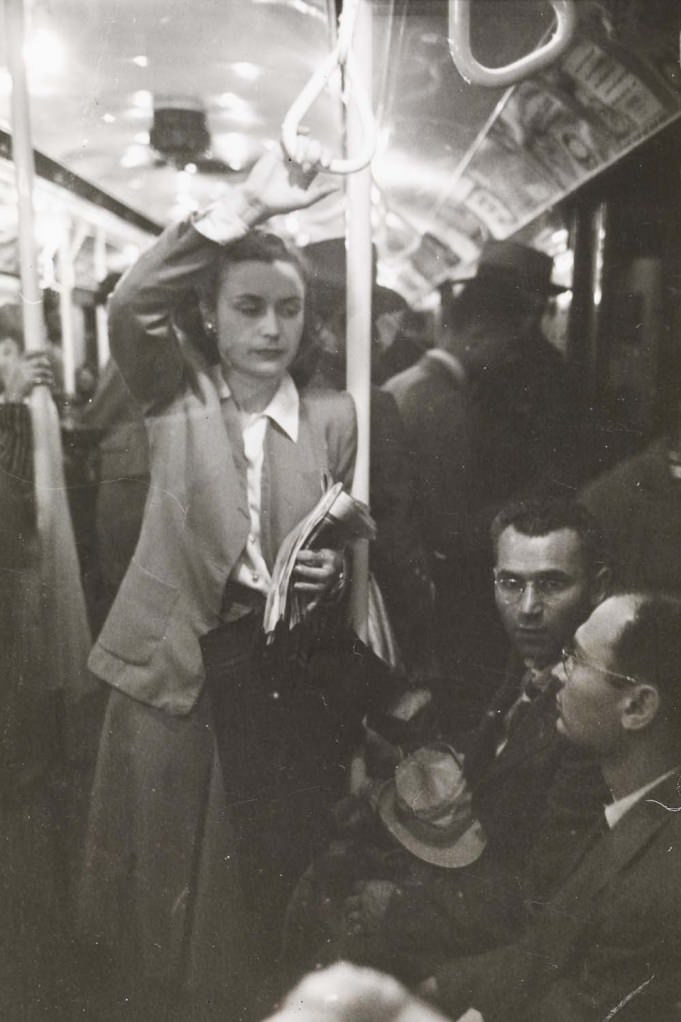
78;145;357;1015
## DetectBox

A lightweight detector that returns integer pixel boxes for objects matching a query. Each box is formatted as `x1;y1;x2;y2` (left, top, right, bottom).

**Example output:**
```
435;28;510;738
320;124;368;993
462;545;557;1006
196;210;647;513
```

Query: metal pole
345;0;372;640
5;0;44;356
94;226;110;369
59;216;77;394
4;0;93;703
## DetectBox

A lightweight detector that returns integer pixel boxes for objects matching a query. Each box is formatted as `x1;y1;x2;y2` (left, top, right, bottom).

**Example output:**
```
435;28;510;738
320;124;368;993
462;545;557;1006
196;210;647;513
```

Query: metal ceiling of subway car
1;0;681;300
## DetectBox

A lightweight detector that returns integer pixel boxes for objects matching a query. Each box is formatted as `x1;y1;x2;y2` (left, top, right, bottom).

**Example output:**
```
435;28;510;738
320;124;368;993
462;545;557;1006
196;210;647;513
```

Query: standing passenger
80;273;151;632
385;242;579;728
78;144;358;1017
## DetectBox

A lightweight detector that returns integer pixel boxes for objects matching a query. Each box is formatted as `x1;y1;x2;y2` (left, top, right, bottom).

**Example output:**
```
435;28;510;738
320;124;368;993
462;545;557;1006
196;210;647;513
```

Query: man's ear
622;684;660;733
589;565;611;608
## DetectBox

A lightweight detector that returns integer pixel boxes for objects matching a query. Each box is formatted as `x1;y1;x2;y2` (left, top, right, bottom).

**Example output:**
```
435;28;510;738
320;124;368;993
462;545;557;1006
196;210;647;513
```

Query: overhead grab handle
448;0;577;88
281;0;376;175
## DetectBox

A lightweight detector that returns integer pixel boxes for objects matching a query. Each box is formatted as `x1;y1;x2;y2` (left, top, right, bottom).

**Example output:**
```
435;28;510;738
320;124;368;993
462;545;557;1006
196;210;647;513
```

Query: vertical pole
4;0;92;707
345;0;373;641
58;216;77;394
5;0;55;538
94;227;110;370
5;0;44;357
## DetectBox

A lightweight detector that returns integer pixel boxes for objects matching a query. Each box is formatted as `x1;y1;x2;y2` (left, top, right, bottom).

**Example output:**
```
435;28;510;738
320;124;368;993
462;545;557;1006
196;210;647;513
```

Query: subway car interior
1;1;681;1020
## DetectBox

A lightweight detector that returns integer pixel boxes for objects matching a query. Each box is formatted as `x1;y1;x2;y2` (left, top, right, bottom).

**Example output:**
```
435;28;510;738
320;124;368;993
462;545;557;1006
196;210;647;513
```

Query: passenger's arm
108;143;335;409
332;390;358;492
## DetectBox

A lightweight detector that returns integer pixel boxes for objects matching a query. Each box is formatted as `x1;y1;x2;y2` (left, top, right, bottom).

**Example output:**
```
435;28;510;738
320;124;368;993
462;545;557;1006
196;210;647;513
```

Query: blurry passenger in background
302;238;437;680
372;306;433;386
0;304;68;1015
579;397;681;593
79;271;151;632
41;287;65;400
385;241;581;728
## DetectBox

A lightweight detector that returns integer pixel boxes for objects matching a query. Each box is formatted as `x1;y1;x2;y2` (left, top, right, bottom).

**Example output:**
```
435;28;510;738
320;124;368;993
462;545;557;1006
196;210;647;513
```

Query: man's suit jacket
580;437;681;594
88;220;357;715
384;352;473;560
462;659;606;874
435;771;681;1022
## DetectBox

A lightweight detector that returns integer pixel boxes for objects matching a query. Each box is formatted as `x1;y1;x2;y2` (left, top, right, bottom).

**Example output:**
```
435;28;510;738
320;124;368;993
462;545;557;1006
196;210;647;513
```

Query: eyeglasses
493;573;573;604
560;645;639;687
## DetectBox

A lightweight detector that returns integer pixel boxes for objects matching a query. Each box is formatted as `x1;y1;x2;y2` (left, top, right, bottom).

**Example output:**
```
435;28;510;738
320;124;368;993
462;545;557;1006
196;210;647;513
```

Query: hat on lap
378;744;486;868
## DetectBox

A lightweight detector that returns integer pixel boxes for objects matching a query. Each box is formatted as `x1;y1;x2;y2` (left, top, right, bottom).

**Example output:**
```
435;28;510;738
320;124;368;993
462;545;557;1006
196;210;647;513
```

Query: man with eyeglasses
422;591;681;1022
452;498;610;904
320;499;611;983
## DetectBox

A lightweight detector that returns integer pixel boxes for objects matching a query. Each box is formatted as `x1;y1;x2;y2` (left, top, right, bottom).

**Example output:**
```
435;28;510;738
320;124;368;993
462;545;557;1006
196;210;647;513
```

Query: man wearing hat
384;240;581;728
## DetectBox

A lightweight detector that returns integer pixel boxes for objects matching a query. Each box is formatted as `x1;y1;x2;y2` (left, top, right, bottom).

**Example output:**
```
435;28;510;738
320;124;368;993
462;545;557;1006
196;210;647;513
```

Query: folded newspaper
263;480;376;638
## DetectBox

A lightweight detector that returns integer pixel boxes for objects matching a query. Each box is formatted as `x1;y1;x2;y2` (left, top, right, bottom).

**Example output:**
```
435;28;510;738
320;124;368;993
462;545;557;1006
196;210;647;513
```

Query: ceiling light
217;132;252;171
23;28;65;74
214;93;259;124
231;62;262;82
216;92;243;110
102;113;116;124
131;90;153;109
132;55;148;68
120;145;149;169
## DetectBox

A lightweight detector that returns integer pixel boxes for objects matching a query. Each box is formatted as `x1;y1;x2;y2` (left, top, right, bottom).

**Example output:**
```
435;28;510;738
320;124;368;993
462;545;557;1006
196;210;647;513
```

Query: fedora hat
378;745;486;869
301;237;408;316
450;240;567;296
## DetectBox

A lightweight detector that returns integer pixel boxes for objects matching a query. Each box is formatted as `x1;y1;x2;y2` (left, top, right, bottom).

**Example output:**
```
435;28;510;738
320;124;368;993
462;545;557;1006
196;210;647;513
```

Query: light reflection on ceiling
0;0;680;300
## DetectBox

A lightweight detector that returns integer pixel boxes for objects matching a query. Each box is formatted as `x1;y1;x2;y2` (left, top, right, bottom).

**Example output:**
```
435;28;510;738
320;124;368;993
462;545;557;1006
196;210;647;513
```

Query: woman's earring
204;317;217;338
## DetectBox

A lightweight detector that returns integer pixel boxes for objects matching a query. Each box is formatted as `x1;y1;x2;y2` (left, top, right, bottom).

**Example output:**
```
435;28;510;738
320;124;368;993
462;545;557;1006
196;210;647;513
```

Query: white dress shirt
605;766;680;829
209;367;299;594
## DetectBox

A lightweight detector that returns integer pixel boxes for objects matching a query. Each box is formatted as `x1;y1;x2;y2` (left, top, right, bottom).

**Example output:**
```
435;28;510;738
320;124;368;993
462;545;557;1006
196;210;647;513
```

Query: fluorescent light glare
24;28;65;74
131;89;153;109
231;62;261;82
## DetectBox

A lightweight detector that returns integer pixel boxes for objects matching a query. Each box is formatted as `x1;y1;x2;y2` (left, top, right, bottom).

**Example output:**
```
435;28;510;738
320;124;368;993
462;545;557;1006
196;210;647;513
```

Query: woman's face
214;259;305;381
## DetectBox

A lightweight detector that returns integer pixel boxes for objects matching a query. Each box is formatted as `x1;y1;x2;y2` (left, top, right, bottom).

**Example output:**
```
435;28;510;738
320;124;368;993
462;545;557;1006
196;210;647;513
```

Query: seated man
424;592;681;1022
283;499;610;982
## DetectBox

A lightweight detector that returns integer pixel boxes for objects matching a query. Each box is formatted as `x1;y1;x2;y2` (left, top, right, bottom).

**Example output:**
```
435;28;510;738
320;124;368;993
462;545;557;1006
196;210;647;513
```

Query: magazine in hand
263;480;376;639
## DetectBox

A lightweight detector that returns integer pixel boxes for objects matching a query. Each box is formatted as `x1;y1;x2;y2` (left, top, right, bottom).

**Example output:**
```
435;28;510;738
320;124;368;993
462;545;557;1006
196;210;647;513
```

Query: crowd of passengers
2;143;681;1022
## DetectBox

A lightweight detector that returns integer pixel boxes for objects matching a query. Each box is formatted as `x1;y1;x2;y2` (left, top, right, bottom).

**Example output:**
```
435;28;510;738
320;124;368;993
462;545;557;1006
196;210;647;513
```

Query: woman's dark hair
193;229;320;387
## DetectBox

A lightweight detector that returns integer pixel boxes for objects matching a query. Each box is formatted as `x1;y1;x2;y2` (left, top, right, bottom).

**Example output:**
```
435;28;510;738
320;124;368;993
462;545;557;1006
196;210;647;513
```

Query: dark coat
580;437;681;593
384;351;473;561
435;771;681;1022
463;660;606;876
386;334;580;725
0;404;57;797
308;358;436;676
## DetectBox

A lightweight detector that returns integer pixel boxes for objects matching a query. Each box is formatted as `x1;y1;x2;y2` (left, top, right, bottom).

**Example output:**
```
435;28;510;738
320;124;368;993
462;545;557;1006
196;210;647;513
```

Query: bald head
555;593;681;756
